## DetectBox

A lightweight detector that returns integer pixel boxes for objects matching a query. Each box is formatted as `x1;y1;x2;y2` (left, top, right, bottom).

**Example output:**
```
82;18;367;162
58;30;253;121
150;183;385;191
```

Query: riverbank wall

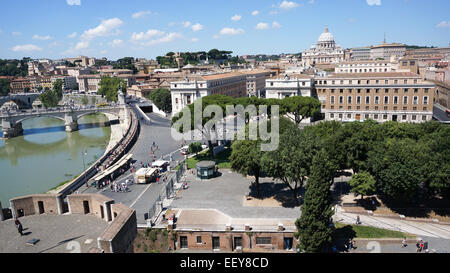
55;106;140;197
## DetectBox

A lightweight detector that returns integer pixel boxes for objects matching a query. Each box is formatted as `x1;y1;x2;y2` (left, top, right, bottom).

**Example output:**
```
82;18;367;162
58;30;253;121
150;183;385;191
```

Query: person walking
356;215;361;225
14;218;24;236
401;238;408;248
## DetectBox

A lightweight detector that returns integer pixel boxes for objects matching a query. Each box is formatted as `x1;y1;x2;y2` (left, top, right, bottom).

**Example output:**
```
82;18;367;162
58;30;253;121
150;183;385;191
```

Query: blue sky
0;0;449;60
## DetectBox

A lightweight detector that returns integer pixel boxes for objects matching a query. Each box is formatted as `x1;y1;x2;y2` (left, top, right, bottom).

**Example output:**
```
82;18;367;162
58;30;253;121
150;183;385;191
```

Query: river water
0;114;111;207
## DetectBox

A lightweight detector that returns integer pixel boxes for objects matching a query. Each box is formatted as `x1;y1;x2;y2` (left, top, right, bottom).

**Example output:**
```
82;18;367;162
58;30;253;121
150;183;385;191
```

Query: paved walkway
334;206;450;239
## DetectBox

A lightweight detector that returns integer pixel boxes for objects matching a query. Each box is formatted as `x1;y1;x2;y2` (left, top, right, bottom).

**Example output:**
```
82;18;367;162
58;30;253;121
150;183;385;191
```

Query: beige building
370;42;406;60
336;60;396;74
265;74;314;99
301;26;345;66
240;70;272;97
315;72;435;123
170;72;247;114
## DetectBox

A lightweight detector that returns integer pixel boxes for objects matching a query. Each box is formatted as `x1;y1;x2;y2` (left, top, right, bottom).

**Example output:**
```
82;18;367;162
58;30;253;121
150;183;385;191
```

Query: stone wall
9;194;63;218
100;203;137;253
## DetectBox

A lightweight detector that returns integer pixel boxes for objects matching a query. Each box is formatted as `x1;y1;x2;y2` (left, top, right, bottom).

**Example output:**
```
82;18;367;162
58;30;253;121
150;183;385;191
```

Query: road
433;104;450;122
81;105;188;224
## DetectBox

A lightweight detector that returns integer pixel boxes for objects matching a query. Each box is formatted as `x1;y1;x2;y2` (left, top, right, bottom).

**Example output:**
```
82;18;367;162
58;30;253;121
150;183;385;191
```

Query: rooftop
0;214;108;253
318;72;422;78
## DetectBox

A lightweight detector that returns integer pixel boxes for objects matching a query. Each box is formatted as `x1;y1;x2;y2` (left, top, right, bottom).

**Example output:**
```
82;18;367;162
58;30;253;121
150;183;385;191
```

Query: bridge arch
76;110;121;120
15;114;66;124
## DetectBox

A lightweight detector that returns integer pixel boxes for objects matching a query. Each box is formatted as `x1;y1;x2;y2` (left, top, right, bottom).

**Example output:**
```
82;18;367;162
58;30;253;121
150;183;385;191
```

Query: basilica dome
318;27;335;43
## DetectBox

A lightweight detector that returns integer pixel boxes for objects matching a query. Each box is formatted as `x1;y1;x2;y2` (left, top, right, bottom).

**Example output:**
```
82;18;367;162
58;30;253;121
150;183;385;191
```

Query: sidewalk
334;206;450;239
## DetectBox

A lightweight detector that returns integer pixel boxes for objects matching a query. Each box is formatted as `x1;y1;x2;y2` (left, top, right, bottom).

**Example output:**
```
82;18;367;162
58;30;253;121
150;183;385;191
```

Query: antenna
383;32;386;44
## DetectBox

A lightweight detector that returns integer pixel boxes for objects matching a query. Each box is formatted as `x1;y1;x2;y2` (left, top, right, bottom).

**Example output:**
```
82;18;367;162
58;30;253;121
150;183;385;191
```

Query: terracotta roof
202;71;245;80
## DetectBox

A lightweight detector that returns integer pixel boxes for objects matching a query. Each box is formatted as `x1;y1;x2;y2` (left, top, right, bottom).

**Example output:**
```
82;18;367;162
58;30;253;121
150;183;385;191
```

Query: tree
172;95;235;159
39;90;59;108
0;78;10;96
281;96;321;125
296;150;336;253
230;140;264;198
53;79;63;100
188;142;202;155
82;95;89;105
98;76;126;102
262;126;320;205
368;138;430;202
348;171;376;200
148;88;172;113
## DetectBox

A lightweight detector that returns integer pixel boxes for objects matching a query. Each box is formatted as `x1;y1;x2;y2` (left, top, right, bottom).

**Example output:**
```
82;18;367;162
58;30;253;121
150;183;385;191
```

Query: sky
0;0;449;60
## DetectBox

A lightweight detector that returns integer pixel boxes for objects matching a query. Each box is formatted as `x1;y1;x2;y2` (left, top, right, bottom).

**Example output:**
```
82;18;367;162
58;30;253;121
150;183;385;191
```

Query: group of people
110;178;133;193
346;239;357;252
416;239;426;252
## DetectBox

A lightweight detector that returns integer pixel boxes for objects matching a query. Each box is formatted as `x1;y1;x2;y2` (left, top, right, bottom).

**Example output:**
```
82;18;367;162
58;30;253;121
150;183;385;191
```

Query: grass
185;148;232;169
334;222;415;239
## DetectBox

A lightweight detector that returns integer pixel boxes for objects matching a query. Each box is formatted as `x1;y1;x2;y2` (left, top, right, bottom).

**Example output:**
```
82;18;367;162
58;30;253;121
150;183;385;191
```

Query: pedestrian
347;239;353;252
401;238;408;248
14;218;24;236
419;240;424;252
416;241;421;252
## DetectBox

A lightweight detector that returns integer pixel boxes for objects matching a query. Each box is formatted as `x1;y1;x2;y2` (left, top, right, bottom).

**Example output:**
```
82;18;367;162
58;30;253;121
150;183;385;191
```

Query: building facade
315;72;435;123
170;72;247;114
265;74;314;99
336;61;396;74
370;42;406;60
350;47;372;61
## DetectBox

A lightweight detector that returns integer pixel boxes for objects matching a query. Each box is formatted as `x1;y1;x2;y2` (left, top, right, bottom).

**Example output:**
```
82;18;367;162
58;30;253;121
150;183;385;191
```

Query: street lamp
82;149;88;187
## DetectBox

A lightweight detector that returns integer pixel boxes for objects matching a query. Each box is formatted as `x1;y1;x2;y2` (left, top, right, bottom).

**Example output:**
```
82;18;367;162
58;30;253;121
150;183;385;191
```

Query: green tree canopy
188;142;203;155
281;96;321;125
349;171;376;200
98;76;126;102
148;88;172;113
0;78;10;96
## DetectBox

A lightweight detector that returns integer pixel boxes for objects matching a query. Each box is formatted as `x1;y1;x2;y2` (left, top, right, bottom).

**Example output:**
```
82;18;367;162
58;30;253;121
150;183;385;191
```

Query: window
414;89;418;93
375;96;379;104
385;80;388;84
197;236;202;244
365;96;370;104
384;96;389;104
403;96;408;104
175;98;179;104
348;106;352;110
348;96;352;104
383;114;388;120
394;80;398;84
412;115;417;120
413;96;418;104
339;96;344;104
424;88;429;94
340;89;344;93
402;115;407;120
376;80;379;84
394;96;398;104
423;96;428;105
375;89;379;93
256;237;272;245
404;79;408;84
394;88;399;93
331;89;335;93
330;96;335;104
366;89;371;93
357;96;361;104
330;113;334;118
339;114;343;119
270;82;274;86
347;114;352;118
374;114;379;119
357;89;361;93
422;115;427;121
404;88;409;93
365;114;369;119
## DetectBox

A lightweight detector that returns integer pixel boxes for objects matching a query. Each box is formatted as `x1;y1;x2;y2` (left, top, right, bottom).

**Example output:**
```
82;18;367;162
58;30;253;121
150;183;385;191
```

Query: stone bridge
0;105;127;138
0;93;41;109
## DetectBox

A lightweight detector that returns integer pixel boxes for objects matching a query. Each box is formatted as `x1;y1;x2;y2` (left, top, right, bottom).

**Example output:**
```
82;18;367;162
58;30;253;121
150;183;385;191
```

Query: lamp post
82;149;88;187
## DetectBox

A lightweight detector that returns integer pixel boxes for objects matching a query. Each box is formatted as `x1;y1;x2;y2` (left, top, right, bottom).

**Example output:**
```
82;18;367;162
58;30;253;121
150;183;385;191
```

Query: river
0;114;111;207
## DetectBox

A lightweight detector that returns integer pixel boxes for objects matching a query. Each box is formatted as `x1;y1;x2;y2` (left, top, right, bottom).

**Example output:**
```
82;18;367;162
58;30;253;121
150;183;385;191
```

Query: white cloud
110;39;123;48
32;34;52;40
279;1;300;9
272;21;282;28
132;10;152;19
80;18;123;41
68;32;77;38
251;10;259;16
12;44;42;52
436;21;450;28
75;41;89;50
12;32;22;36
255;23;269;30
141;32;183;46
182;21;192;28
213;34;220;39
219;27;245;35
231;15;242;21
366;0;381;6
191;23;204;32
131;29;165;41
191;38;199;43
66;0;81;5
